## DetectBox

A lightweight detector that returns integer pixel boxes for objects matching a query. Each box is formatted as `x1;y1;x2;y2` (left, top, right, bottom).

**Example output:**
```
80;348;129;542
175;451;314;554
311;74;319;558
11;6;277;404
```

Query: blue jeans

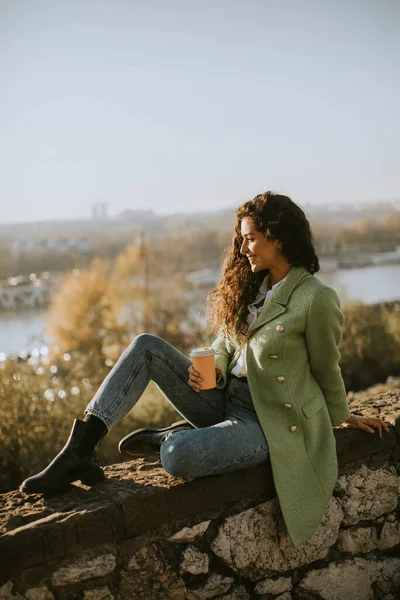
85;334;269;481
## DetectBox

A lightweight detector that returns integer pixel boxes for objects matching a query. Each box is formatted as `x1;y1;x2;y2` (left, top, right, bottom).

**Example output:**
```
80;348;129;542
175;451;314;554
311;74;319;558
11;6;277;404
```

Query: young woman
20;191;388;548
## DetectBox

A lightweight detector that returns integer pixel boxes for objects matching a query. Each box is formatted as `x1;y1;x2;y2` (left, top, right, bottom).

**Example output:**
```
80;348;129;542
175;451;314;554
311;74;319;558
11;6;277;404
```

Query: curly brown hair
207;191;320;338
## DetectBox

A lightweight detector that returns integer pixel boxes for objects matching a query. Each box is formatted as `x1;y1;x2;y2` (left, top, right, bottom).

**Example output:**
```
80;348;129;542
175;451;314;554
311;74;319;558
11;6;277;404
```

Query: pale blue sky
0;0;398;224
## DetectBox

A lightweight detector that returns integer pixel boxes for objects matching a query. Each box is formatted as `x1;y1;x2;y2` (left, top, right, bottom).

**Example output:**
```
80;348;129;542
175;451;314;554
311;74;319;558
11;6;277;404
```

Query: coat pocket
301;395;325;418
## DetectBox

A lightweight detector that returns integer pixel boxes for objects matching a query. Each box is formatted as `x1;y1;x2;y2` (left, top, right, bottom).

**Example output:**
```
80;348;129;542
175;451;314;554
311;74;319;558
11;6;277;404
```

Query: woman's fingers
188;377;200;392
366;418;389;439
359;422;376;434
187;364;202;391
347;415;390;439
359;417;388;439
188;365;200;378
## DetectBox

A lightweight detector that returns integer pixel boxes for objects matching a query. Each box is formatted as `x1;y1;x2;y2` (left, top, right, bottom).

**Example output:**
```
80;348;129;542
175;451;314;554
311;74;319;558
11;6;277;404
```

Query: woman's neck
268;262;292;286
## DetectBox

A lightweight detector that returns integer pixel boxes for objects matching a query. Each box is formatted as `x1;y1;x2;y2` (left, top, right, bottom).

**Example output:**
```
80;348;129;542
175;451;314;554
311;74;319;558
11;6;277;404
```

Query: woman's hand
345;414;390;439
188;365;221;392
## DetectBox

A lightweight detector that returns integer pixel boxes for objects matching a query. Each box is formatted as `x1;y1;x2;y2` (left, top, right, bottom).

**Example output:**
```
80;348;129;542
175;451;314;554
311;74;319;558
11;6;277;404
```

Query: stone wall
1;389;399;600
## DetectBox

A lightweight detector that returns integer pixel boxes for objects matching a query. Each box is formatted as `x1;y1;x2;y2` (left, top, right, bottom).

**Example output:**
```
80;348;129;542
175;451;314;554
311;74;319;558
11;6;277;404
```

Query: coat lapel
249;266;309;333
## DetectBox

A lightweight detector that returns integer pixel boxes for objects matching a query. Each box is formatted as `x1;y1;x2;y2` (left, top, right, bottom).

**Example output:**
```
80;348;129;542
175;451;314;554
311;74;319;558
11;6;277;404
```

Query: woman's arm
305;285;389;436
304;285;351;426
211;329;235;388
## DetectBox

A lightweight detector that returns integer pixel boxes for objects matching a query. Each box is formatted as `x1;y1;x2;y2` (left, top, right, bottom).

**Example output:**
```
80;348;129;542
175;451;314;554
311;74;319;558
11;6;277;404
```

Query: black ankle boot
118;420;194;458
19;419;106;494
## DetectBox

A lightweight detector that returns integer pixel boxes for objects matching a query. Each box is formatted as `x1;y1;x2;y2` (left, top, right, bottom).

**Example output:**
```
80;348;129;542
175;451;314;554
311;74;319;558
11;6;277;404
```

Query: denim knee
160;433;195;481
123;333;163;360
132;333;160;350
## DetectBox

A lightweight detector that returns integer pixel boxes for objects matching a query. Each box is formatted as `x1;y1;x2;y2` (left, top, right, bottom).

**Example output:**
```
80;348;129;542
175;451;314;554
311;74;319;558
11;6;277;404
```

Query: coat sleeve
305;286;351;426
211;329;235;389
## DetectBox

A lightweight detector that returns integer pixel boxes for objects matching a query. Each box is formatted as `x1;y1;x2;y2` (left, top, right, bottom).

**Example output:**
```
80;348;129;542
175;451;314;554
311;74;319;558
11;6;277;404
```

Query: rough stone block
253;576;292;595
120;543;186;599
374;558;400;595
83;586;114;600
168;521;211;543
186;574;234;600
335;465;398;525
218;585;249;600
51;545;117;587
299;558;377;599
25;587;55;600
0;582;24;600
10;565;50;591
180;546;209;575
335;424;397;469
299;557;400;600
211;498;343;579
336;526;378;554
378;521;400;550
275;593;292;600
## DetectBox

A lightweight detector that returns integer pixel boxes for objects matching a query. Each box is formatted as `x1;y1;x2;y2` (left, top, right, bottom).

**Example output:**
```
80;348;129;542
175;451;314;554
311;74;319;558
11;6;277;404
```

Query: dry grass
340;302;400;391
0;357;178;493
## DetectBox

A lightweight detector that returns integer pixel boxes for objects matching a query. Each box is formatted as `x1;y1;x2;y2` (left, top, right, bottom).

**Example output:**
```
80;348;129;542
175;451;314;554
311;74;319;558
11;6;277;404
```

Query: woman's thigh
160;405;268;481
148;339;226;428
86;334;225;429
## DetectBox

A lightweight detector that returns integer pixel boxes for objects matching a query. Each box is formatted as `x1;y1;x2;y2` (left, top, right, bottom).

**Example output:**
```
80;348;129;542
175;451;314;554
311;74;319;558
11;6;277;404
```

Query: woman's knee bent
160;433;197;481
123;333;167;360
131;333;163;350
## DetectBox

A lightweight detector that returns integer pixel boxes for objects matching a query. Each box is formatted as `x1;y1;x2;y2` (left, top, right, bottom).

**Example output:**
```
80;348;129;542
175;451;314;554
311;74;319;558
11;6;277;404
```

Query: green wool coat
211;265;351;548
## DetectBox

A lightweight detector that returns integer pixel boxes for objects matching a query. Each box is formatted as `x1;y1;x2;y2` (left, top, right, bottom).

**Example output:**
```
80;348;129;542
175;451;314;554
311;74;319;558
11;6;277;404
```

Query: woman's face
240;217;282;272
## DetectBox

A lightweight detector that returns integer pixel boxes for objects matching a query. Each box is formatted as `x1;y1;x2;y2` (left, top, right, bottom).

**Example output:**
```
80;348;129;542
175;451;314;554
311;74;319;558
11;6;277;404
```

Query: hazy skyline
0;0;399;224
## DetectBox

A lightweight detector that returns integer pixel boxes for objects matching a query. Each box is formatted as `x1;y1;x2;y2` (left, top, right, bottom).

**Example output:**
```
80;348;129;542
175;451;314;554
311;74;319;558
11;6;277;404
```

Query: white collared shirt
231;275;285;378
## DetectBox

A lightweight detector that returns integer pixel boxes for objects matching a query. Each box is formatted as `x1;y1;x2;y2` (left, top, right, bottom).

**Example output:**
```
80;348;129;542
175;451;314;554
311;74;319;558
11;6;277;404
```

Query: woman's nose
240;239;248;254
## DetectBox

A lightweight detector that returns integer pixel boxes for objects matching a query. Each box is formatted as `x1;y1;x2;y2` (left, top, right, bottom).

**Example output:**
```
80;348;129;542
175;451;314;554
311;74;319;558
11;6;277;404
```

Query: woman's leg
161;377;269;480
85;333;225;430
20;334;225;494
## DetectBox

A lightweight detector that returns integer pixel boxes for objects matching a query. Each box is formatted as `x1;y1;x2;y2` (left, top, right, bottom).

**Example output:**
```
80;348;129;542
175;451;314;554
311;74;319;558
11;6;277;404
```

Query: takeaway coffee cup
189;347;216;390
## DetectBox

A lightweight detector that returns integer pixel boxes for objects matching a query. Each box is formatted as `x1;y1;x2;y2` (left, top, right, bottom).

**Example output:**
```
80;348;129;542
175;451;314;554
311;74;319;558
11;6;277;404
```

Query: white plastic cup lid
189;347;215;358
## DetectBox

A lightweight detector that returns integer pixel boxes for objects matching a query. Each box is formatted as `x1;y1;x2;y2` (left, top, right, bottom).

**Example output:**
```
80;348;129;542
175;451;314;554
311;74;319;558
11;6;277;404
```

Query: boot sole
118;420;190;457
19;466;105;495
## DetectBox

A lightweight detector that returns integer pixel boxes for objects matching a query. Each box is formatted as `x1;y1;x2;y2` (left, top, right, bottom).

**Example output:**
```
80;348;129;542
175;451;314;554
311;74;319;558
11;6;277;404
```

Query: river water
1;264;400;356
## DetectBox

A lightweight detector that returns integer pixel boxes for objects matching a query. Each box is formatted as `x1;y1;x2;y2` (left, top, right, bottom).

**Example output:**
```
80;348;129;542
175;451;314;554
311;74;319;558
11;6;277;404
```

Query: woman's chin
251;263;268;273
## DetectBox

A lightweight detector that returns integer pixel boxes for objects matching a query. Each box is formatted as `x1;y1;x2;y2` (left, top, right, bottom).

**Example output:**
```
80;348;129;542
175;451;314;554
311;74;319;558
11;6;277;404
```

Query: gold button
284;403;292;409
277;376;285;383
270;354;278;359
276;324;285;333
290;425;297;433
